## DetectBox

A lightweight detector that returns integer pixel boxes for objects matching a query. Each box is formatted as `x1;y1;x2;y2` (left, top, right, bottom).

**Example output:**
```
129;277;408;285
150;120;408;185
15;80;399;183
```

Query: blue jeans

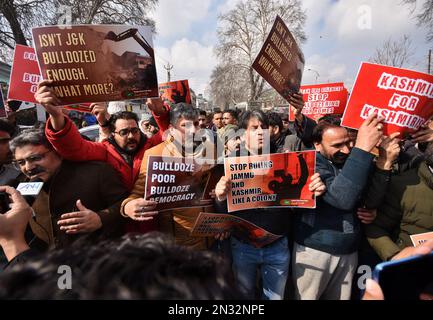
231;236;290;300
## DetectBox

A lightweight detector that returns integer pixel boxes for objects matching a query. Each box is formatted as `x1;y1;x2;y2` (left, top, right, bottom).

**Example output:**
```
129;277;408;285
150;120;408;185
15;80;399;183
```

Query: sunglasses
114;127;140;137
12;150;52;168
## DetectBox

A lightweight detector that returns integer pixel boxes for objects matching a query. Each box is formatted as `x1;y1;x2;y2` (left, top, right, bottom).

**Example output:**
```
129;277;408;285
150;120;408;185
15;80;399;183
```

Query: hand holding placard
215;176;231;201
376;132;401;170
288;92;305;123
354;113;385;153
123;198;158;221
35;79;66;130
308;173;326;197
410;120;433;144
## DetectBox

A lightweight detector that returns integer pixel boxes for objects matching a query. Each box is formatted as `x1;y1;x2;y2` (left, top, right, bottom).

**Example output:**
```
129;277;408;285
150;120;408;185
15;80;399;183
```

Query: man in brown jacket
9;128;127;250
121;103;215;250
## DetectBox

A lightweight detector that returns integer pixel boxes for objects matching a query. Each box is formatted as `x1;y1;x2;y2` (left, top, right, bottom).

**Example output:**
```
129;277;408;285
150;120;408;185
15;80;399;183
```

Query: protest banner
288;82;348;122
410;231;433;247
0;90;7;118
191;212;282;248
63;103;93;113
252;15;305;102
7;45;41;104
224;151;316;212
159;79;191;104
32;25;158;105
144;156;213;211
341;62;433;136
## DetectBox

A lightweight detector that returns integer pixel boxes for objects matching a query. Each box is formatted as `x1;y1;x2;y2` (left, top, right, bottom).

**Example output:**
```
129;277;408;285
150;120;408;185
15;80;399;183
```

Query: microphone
16;178;44;211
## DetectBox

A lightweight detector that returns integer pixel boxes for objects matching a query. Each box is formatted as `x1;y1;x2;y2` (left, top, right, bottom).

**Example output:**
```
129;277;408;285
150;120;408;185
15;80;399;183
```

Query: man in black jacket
215;109;326;300
292;113;384;300
6;128;127;253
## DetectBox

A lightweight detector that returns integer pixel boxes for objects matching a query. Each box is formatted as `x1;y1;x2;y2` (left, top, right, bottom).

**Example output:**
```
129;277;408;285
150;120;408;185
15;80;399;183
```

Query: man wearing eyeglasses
35;80;170;234
8;128;127;250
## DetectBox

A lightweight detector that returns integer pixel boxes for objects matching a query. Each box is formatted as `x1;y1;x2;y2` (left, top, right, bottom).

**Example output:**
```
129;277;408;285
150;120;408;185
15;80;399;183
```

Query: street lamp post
307;68;320;84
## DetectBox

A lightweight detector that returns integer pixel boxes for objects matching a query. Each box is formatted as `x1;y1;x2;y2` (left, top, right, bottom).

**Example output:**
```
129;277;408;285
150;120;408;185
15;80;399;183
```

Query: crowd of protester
0;77;432;300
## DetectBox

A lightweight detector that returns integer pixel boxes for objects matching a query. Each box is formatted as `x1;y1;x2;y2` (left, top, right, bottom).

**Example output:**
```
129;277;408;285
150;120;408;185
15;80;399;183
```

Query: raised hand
355;112;385;153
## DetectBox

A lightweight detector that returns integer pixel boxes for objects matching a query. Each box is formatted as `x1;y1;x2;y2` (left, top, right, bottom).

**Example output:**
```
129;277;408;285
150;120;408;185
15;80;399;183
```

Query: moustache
126;139;138;145
26;166;46;177
331;151;349;165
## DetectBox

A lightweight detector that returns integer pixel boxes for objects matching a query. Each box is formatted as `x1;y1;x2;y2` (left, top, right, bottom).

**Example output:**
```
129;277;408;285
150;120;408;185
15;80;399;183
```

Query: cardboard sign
191;212;282;248
144;156;213;211
288;82;348;122
32;25;159;105
7;45;41;104
410;231;433;247
0;90;7;118
341;62;433;136
159;80;191;104
224;151;316;212
252;15;305;102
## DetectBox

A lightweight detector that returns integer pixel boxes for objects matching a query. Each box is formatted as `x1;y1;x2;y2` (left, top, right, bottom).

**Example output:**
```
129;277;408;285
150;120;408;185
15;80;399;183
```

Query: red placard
341;62;433;136
191;212;282;248
288;82;348;121
7;45;41;103
224;151;316;212
63;103;93;113
159;80;191;104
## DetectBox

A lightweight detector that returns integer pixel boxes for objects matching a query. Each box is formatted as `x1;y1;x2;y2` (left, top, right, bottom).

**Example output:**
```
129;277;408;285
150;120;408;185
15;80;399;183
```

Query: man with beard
292;113;384;300
198;110;209;129
365;141;433;261
121;103;216;250
7;128;127;251
34;79;169;234
267;112;286;153
214;109;326;300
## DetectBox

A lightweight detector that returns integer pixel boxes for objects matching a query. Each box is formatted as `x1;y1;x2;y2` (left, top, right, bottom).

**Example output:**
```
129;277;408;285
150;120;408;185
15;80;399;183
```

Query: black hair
170;103;199;126
238;109;269;130
108;111;139;132
266;112;283;132
0;233;243;300
223;109;238;119
311;120;344;144
317;114;342;126
0;119;16;137
9;128;53;154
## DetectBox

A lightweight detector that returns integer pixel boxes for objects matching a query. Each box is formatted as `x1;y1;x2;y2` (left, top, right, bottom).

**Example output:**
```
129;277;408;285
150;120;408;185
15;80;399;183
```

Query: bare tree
401;0;433;42
212;0;306;107
53;0;157;26
0;0;157;63
209;63;248;109
369;35;414;68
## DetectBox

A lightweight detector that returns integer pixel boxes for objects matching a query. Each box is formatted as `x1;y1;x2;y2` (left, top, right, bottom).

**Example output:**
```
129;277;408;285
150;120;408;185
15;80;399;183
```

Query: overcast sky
150;0;432;99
